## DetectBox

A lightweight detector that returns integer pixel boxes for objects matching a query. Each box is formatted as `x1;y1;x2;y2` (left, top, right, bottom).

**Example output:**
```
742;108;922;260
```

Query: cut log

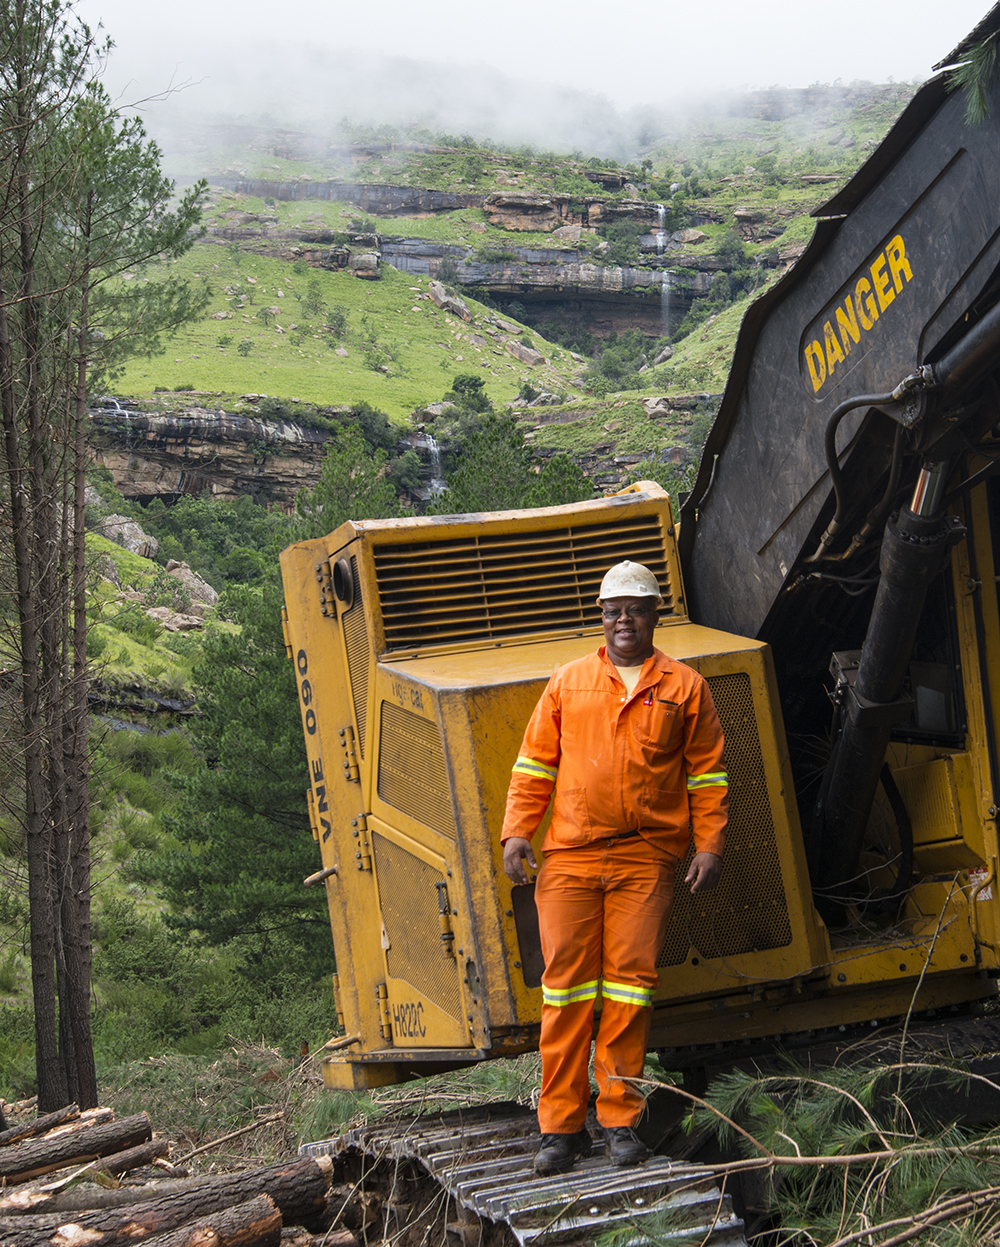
91;1139;171;1177
0;1108;79;1149
0;1115;151;1184
0;1156;335;1241
137;1195;281;1247
0;1197;283;1247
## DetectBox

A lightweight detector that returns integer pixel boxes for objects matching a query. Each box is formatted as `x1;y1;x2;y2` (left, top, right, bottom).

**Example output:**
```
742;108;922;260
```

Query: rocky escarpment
210;180;758;338
218;178;482;215
87;404;335;504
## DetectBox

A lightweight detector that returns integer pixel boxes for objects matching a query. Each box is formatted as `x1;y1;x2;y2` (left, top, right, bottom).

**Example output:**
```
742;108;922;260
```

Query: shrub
237;339;252;356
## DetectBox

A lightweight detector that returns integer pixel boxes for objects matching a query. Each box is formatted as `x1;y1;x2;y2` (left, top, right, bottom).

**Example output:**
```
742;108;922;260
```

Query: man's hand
685;851;722;893
503;837;538;886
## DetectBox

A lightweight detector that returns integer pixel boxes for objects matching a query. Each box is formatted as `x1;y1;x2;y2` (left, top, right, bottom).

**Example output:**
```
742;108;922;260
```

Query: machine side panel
278;537;386;1052
686;76;1000;640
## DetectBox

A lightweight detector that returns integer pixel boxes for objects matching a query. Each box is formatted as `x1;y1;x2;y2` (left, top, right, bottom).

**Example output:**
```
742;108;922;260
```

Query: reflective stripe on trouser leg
594;839;675;1128
534;840;676;1133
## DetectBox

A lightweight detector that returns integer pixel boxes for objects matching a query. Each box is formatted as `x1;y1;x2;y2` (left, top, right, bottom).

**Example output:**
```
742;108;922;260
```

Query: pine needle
948;33;1000;126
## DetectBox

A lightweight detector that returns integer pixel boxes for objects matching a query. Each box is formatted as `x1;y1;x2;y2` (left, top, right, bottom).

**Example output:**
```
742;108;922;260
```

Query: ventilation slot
373;832;462;1020
378;702;457;838
374;516;672;651
657;672;791;968
341;556;369;758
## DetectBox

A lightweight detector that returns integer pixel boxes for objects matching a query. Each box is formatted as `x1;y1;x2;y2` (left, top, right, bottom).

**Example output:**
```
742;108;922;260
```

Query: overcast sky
73;0;995;145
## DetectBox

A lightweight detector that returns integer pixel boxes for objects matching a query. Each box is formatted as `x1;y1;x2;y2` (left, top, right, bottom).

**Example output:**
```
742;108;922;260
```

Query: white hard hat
597;560;663;606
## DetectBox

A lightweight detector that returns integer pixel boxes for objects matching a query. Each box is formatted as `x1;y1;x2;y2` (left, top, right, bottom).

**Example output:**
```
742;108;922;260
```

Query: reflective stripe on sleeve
542;980;599;1007
686;771;728;791
602;980;655;1007
513;755;558;782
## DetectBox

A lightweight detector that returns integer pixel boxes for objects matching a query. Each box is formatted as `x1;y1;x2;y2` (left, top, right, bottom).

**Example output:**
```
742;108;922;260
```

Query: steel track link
301;1103;747;1247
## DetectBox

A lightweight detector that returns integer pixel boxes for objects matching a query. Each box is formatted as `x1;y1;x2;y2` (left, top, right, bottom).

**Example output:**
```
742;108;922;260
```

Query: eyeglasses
600;605;655;620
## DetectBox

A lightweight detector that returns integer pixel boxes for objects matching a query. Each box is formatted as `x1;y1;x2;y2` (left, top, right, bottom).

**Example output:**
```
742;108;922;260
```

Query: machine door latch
376;982;393;1041
435;881;456;958
351;812;372;871
339;725;360;783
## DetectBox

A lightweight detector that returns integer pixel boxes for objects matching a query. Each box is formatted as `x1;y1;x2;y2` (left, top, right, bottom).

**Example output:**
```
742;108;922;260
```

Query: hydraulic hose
803;391;898;563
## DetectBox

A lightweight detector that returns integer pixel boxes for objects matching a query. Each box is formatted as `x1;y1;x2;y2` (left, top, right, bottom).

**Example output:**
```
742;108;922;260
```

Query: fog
75;0;993;156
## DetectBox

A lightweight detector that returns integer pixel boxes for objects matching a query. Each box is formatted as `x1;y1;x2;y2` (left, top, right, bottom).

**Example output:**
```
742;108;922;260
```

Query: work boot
603;1125;649;1166
533;1129;591;1175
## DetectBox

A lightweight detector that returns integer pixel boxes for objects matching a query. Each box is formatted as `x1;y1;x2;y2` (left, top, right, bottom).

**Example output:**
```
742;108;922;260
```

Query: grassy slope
127;87;915;416
115;243;579;418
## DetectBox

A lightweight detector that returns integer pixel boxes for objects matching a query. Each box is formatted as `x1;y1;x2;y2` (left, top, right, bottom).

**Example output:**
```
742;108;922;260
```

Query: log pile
0;1103;357;1247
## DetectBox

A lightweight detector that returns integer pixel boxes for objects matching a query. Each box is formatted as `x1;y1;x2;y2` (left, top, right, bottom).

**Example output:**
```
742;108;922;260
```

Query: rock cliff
87;405;334;504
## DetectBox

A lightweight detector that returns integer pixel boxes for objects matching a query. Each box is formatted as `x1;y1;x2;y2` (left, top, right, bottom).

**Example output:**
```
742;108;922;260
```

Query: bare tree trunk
64;272;96;1108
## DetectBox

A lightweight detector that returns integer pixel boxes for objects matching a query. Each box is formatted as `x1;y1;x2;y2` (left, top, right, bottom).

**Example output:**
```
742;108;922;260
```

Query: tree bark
0;1113;151;1184
0;1107;79;1149
0;1193;283;1247
0;1155;334;1223
140;1195;281;1247
90;1139;171;1177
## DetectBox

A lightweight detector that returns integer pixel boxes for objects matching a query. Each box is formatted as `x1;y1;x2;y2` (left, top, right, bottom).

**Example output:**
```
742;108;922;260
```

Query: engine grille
373;516;672;651
657;672;792;967
378;702;457;838
372;832;462;1021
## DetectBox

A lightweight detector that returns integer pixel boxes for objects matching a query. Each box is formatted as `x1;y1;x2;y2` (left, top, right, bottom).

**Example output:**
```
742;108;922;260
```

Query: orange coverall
501;645;727;1133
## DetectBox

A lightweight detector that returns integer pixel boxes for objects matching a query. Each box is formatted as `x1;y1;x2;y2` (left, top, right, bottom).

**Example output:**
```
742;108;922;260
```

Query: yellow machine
279;481;999;1091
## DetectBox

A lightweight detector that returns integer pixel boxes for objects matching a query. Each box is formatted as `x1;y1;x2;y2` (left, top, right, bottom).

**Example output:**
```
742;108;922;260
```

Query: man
501;559;727;1174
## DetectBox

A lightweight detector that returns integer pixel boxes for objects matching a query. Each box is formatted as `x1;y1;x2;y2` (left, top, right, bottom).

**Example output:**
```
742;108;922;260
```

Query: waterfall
425;433;446;497
661;270;671;337
655;205;670;336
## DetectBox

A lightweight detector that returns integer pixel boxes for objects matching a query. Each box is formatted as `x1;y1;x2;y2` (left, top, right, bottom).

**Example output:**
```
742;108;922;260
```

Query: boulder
672;229;709;245
428;282;472;321
552;224;583;243
94;554;122;588
165;561;219;607
492;318;522;335
652;345;674;366
505;340;545;366
642;396;673;419
529;392;564;407
145;606;204;632
101;514;158;559
350;251;380;273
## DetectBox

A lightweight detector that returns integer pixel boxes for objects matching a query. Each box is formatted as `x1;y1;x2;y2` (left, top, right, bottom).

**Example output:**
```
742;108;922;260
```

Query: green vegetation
0;81;925;1118
114;247;577;418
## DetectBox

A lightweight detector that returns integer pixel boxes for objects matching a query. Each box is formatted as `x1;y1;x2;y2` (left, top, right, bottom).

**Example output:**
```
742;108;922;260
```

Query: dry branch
0;1115;151;1185
176;1116;284;1163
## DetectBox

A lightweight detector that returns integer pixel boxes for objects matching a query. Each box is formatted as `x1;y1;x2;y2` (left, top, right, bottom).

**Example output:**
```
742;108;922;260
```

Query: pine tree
0;0;206;1109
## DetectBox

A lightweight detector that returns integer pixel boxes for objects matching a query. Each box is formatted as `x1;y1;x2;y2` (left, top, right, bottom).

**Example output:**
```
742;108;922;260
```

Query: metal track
301;1103;746;1247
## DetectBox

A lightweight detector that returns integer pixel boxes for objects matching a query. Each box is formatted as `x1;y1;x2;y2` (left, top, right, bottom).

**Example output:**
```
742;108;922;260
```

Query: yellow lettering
870;253;895;312
855;277;878;331
885;234;913;293
804;340;826;391
836;297;860;355
824;320;845;374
